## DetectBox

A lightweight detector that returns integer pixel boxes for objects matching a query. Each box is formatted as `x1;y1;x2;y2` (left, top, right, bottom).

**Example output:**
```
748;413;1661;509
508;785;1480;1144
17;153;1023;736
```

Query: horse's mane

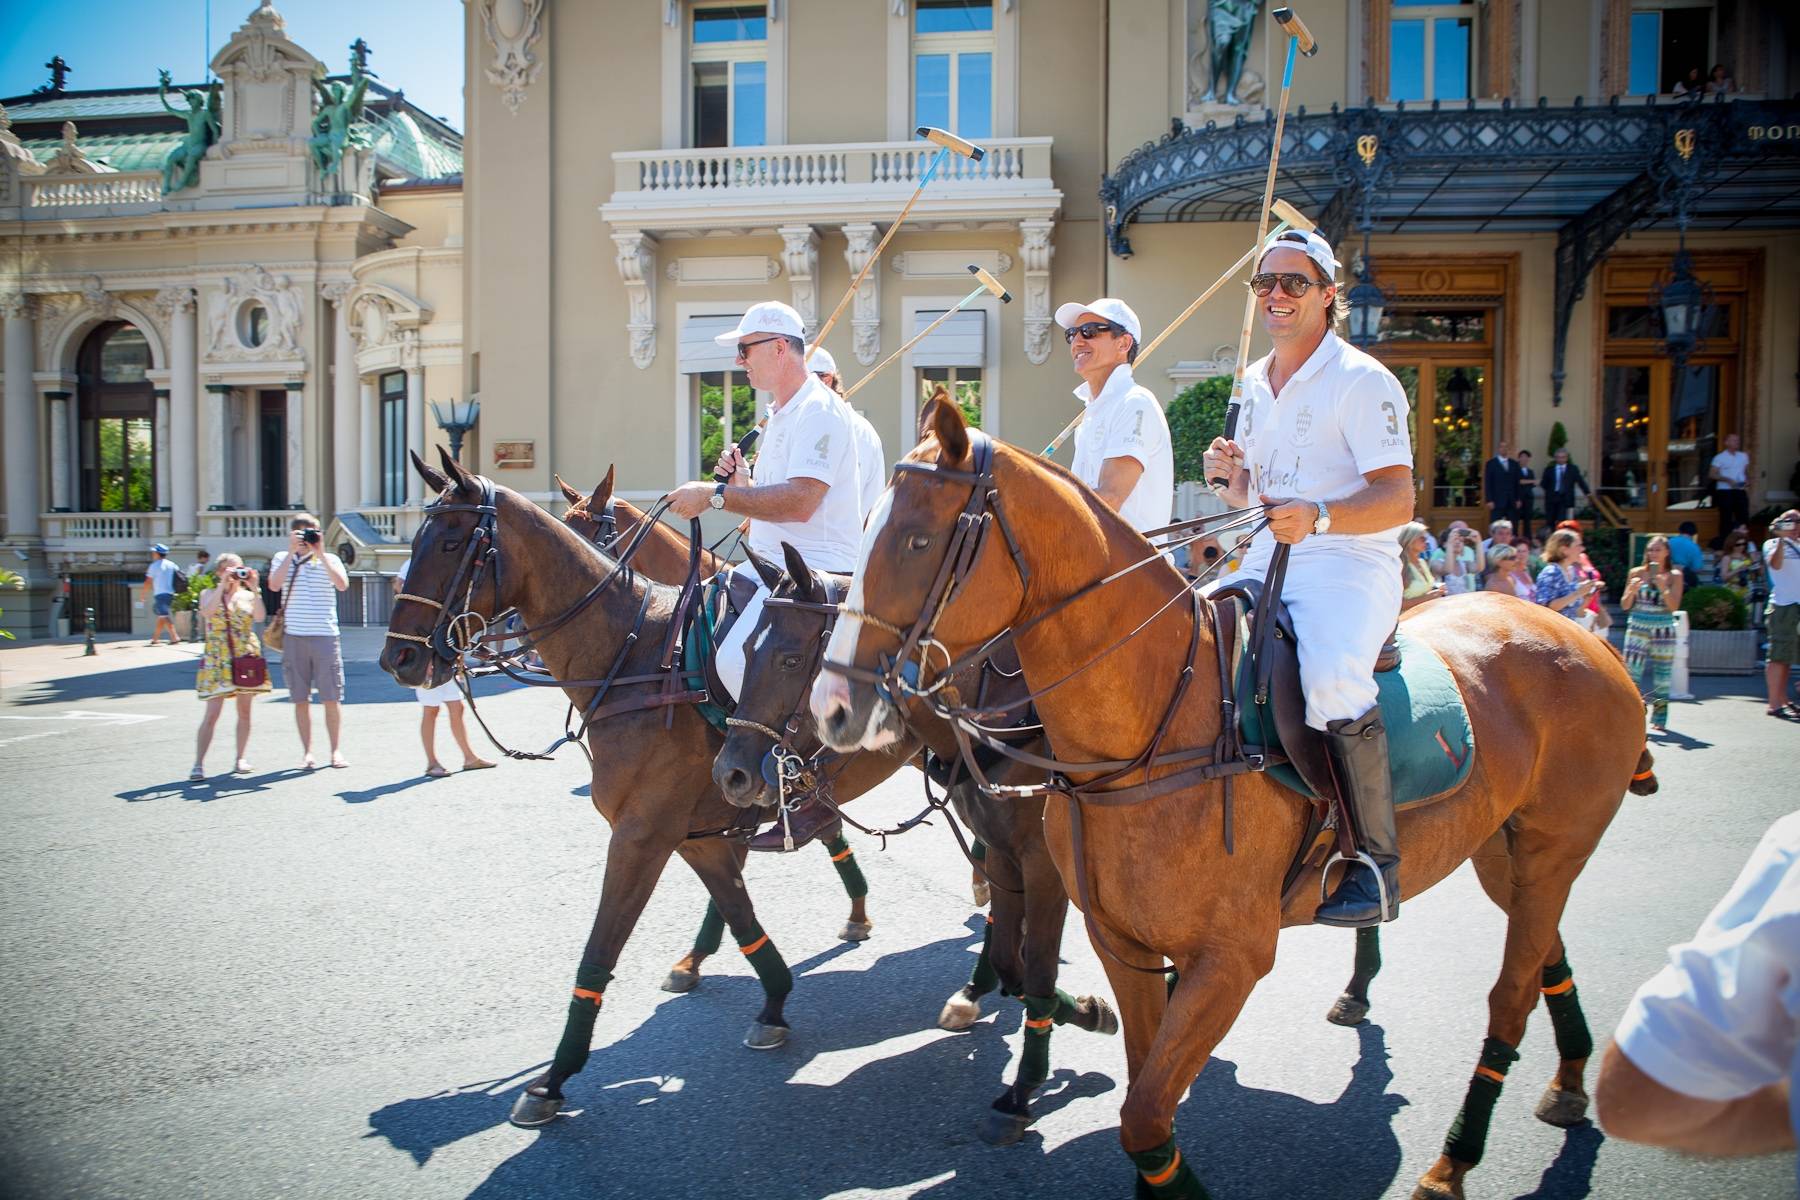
448;477;680;605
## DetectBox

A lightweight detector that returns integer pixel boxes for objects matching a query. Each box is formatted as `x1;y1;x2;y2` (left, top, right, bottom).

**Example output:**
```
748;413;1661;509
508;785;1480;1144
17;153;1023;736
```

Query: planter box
1687;628;1760;675
172;610;195;643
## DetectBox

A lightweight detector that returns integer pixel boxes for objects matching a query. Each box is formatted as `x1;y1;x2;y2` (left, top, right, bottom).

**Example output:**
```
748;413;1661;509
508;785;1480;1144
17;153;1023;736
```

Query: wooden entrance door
1598;355;1735;534
1384;356;1492;532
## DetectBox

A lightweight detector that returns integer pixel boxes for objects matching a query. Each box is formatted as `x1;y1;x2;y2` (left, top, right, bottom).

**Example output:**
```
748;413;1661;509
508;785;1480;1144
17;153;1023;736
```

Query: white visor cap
1258;228;1341;282
807;347;838;376
1052;297;1143;345
713;300;806;346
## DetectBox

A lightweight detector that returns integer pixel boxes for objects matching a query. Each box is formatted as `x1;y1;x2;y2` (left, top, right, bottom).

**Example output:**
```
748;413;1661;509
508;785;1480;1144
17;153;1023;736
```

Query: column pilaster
203;384;232;511
2;295;41;537
405;366;425;506
322;281;358;517
284;381;305;510
153;390;171;510
158;287;200;537
46;391;72;512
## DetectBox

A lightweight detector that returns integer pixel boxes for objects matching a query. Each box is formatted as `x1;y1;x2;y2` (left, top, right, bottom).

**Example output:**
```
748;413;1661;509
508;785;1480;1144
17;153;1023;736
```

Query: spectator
191;553;269;780
1671;65;1705;97
1514;449;1537;538
1595;812;1799;1158
1670;521;1707;589
1398;522;1443;611
268;513;350;769
1482;442;1521;526
1542;449;1591;526
392;562;496;777
1485;544;1537;600
1537;528;1602;627
191;549;212;578
1706;64;1736;95
1479;519;1515;582
140;544;182;646
1766;509;1800;719
1716;526;1766;623
1622;535;1685;731
1709;433;1751;533
1432;522;1481;594
1556;518;1612;632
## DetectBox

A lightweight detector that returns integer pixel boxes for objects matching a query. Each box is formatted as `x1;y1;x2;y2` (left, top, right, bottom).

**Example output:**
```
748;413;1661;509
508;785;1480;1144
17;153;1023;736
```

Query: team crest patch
1291;404;1315;447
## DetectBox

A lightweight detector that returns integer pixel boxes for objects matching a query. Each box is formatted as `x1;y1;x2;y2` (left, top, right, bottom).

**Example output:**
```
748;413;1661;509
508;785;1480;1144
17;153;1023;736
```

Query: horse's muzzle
712;735;770;808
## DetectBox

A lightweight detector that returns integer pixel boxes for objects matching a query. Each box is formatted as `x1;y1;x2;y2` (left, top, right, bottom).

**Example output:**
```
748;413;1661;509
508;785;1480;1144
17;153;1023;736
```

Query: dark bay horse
811;400;1657;1200
714;539;1120;1144
380;450;908;1129
554;470;874;982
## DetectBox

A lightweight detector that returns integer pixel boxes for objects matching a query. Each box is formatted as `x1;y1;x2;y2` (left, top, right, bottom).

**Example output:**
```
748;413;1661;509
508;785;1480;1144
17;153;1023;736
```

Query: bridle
387;476;505;675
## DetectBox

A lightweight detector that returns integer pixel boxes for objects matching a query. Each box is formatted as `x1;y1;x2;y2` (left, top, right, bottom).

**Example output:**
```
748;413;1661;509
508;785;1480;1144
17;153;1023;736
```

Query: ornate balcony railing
41;511;171;545
356;506;426;541
199;510;294;541
20;171;163;211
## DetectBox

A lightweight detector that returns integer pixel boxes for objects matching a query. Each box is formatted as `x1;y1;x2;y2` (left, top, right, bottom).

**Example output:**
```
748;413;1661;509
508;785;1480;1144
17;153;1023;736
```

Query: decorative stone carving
0;104;46;176
204;265;306;363
663;256;780;285
152;285;197;317
232;1;298;82
612;230;658;370
45;122;108;174
842;223;882;366
891;250;1014;278
478;0;547;115
80;276;116;321
1018;219;1055;365
0;293;36;321
318;279;354;305
779;225;821;340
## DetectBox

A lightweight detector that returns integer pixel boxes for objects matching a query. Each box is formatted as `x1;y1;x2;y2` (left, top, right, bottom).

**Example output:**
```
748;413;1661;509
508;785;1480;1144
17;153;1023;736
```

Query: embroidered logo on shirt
1292;405;1315;447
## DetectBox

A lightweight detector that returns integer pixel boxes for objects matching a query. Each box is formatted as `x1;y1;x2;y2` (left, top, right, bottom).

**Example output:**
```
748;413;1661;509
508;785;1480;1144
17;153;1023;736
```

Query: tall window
695;371;757;478
379;371;406;506
1626;2;1714;96
913;0;993;139
919;366;983;430
77;322;155;513
692;4;767;148
1388;0;1475;103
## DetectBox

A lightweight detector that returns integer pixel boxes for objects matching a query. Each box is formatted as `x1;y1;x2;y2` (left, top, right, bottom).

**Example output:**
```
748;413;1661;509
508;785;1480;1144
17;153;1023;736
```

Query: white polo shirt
1712;449;1749;489
1070;364;1174;534
1236;330;1413;566
844;402;886;519
746;375;863;573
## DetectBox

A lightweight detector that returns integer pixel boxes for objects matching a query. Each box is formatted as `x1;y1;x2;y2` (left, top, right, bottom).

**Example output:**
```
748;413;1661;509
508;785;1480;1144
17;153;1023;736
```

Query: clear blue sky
0;0;465;128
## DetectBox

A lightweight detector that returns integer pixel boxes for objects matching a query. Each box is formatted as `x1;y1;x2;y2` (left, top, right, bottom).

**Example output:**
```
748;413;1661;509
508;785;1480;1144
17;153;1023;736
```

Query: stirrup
1321;850;1397;923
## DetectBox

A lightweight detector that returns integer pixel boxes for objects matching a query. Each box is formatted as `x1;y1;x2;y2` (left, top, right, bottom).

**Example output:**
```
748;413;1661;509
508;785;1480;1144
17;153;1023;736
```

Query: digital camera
300;528;323;544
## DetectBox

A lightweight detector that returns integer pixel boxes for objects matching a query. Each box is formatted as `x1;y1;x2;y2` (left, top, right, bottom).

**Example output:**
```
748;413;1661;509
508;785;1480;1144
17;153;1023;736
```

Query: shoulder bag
261;555;298;652
223;600;269;689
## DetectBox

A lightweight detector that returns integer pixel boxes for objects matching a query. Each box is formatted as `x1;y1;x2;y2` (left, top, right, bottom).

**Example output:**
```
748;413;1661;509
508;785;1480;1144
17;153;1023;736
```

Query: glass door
1601;356;1731;532
1381;357;1489;531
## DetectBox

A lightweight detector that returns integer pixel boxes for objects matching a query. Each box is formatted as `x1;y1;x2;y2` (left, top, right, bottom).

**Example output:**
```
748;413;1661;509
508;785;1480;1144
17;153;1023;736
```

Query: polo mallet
1208;5;1319;493
841;266;1011;403
1038;197;1314;458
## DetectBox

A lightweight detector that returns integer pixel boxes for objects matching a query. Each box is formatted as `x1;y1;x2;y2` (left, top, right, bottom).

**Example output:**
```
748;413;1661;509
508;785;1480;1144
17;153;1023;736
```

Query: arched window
78;322;156;512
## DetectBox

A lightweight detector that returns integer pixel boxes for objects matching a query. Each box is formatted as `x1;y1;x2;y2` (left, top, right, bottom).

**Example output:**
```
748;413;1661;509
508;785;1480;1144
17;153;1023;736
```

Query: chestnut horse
811;400;1656;1200
554;470;874;983
381;450;907;1129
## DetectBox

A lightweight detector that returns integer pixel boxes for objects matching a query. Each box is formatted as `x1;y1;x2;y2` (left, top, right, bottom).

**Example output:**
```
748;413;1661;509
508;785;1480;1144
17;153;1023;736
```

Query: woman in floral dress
1622;535;1684;731
192;552;270;780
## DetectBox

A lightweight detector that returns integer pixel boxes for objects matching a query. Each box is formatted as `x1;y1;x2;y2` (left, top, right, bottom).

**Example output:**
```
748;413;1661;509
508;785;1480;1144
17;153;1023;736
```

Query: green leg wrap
1541;958;1595;1062
823;833;869;901
971;838;987;862
1018;994;1057;1090
1164;967;1180;999
1128;1137;1212;1199
739;923;793;1001
550;963;614;1078
693;901;725;956
1050;987;1087;1025
968;915;1000;996
1443;1036;1519;1166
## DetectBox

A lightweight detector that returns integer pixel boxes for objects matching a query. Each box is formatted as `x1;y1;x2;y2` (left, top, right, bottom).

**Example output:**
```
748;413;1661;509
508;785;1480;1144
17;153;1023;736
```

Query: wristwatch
1311;499;1332;536
708;482;728;511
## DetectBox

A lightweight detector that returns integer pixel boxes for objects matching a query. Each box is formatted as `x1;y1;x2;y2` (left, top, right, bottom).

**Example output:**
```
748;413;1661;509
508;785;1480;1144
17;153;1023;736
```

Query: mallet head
1271;7;1320;57
968;264;1012;303
917;126;986;162
1269;198;1315;232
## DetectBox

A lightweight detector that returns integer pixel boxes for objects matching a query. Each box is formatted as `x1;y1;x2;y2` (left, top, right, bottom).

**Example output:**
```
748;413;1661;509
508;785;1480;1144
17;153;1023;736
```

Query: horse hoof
743;1021;790;1050
509;1088;563;1128
838;919;873;942
661;969;699;994
1410;1181;1460;1200
1535;1084;1590;1127
938;990;982;1031
977;1107;1034;1146
1326;993;1370;1026
972;879;991;907
1083;995;1120;1037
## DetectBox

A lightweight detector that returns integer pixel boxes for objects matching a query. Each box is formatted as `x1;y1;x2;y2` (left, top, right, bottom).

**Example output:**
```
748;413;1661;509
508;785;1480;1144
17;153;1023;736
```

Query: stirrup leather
1320;849;1398;923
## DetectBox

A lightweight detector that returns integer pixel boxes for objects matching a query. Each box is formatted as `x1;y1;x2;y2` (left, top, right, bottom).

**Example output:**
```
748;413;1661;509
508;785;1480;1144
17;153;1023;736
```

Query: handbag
223;603;268;689
261;555;297;652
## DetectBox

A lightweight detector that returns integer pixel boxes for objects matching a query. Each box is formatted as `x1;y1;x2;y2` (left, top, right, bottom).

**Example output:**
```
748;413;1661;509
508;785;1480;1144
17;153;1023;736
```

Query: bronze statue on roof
157;69;221;195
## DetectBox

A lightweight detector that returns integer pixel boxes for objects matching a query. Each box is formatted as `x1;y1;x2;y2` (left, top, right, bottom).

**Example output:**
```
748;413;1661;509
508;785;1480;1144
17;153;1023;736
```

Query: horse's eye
780;655;804;672
443;539;462;551
907;534;931;551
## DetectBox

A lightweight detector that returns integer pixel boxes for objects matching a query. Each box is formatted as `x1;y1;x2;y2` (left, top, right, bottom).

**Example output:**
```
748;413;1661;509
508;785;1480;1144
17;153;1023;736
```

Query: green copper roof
21;131;179;173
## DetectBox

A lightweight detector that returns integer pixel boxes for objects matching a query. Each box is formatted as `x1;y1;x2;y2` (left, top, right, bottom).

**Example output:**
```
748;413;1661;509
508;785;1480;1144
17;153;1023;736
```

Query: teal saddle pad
680;577;734;735
1237;628;1475;807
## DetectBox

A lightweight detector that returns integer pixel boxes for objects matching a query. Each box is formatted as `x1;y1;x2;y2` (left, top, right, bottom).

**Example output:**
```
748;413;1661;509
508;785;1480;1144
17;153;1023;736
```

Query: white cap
713;300;806;346
1052;297;1143;344
806;347;838;376
1258;228;1340;281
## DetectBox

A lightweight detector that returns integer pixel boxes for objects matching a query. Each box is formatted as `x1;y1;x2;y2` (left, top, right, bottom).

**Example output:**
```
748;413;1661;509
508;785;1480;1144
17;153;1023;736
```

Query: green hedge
1681;583;1749;632
1166;376;1232;483
171;572;216;613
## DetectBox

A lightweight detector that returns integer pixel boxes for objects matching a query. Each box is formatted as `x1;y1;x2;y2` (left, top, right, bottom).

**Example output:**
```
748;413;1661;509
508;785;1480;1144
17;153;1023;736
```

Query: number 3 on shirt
1380;401;1400;436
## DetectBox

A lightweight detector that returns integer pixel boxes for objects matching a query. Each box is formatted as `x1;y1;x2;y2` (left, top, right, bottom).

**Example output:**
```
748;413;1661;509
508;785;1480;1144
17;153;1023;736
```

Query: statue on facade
1196;0;1260;106
308;51;371;179
157;69;221;195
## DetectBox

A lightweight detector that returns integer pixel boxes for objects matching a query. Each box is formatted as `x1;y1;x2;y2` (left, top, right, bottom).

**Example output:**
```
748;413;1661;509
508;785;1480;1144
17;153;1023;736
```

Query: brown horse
381;449;907;1129
554;470;874;983
811;400;1656;1200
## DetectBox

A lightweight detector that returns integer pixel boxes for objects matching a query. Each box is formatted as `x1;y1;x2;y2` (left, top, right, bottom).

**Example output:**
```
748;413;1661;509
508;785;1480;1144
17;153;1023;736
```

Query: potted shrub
170;572;215;643
1681;582;1758;674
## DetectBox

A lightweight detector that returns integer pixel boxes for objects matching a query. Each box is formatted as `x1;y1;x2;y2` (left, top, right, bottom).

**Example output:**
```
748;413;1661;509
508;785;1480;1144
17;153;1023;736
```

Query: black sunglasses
1063;321;1124;343
735;335;783;361
1249;272;1331;297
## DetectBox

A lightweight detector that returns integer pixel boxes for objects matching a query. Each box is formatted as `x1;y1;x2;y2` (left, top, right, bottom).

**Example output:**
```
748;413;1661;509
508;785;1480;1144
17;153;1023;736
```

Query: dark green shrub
1166;376;1232;483
171;572;215;614
1681;583;1749;631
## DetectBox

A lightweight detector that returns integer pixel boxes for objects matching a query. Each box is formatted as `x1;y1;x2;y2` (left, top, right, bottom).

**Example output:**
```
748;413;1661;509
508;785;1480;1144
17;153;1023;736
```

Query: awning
678;313;746;374
909;309;985;367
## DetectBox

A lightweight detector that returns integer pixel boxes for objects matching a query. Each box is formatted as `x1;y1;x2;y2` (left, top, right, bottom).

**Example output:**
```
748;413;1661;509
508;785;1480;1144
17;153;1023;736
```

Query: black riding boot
1314;706;1401;928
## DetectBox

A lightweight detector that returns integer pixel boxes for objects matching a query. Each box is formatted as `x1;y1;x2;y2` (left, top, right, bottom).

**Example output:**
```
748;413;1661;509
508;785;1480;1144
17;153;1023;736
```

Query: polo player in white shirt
667;301;866;850
1054;297;1175;534
1203;229;1417;927
806;347;886;520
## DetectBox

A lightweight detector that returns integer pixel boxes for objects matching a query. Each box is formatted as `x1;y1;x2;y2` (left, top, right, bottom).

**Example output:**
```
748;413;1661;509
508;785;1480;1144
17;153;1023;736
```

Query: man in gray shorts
268;512;351;768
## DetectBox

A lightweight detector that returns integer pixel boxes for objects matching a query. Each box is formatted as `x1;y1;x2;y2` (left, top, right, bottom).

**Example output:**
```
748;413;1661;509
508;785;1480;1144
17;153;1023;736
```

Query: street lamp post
1651;246;1711;369
430;395;481;464
1346;249;1388;350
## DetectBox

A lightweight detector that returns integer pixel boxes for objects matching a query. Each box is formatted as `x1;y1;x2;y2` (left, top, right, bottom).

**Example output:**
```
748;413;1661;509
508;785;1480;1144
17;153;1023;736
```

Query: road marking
0;711;166;725
0;731;62;746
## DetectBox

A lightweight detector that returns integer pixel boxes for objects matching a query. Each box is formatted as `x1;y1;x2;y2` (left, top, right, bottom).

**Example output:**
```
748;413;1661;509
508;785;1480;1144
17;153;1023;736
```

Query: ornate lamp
430;395;481;463
1444;366;1473;415
1651;247;1711;368
1346;250;1387;349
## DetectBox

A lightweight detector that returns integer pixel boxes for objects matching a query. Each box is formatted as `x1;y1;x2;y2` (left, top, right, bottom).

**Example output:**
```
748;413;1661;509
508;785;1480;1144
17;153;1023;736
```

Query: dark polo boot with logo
1314;706;1401;928
747;795;842;853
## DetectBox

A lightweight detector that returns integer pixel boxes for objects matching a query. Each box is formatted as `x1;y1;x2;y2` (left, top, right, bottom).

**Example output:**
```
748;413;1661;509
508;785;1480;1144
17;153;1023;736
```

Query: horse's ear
411;449;450;495
438;443;475;493
781;542;822;604
930;387;971;466
591;464;616;510
743;544;784;592
555;474;583;506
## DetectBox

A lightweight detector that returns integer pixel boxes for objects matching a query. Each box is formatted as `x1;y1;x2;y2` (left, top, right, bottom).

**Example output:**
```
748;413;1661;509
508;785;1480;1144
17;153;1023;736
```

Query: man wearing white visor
1053;297;1174;534
1203;227;1416;928
806;346;885;520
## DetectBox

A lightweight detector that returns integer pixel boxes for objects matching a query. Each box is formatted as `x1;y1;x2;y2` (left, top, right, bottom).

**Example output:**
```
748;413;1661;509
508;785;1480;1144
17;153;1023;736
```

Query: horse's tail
1628;747;1659;796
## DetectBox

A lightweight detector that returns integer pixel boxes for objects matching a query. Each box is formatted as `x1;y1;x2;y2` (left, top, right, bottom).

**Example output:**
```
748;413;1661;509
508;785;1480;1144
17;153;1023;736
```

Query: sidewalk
1;627;395;695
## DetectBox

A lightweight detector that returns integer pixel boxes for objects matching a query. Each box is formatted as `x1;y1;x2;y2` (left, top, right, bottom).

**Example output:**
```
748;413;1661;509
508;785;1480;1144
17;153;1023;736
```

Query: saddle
683;570;761;734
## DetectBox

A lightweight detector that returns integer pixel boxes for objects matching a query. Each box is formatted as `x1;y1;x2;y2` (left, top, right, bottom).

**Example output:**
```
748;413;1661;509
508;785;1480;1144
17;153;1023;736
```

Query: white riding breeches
1213;544;1402;731
711;561;768;704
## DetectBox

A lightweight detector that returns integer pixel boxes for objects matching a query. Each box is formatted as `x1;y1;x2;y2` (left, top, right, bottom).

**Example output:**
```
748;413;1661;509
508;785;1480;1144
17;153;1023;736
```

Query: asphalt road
0;639;1793;1200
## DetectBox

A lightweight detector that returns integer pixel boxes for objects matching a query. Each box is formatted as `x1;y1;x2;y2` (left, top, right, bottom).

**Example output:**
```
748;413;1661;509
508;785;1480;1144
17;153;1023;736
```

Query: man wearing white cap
1203;227;1416;928
807;346;885;520
1053;298;1174;534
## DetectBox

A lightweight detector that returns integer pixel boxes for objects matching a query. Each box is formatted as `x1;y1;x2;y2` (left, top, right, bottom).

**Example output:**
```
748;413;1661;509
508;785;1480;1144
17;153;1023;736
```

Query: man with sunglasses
667;301;865;850
1203;228;1416;928
1052;298;1174;534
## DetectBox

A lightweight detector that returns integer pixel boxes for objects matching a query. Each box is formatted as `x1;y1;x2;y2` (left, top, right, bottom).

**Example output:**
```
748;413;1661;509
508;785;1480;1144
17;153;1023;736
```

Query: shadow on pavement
10;656;521;709
117;767;310;802
1513;1122;1605;1200
338;775;451;804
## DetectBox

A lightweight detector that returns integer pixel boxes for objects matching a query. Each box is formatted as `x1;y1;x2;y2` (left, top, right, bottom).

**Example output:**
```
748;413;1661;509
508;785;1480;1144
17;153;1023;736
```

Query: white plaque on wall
891;250;1014;280
665;256;781;285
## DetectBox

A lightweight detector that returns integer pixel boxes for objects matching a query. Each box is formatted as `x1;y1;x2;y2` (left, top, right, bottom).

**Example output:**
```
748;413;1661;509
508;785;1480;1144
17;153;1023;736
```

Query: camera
232;567;251;580
300;528;323;545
